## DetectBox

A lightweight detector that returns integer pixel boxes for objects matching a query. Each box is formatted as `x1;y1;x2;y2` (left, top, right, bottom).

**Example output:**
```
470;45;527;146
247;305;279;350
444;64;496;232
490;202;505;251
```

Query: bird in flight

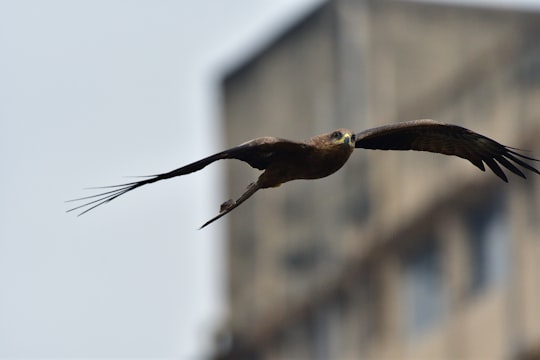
67;119;539;228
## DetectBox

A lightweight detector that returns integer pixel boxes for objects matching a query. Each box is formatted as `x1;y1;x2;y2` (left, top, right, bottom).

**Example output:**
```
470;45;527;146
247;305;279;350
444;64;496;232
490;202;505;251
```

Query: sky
1;0;539;359
0;0;321;358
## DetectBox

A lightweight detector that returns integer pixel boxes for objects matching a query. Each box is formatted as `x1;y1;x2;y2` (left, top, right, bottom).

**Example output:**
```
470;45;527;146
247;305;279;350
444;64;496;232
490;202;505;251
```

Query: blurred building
213;1;540;359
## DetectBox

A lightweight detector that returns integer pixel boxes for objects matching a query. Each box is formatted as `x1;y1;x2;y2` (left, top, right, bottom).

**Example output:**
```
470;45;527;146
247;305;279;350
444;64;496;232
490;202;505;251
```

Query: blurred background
0;0;320;358
1;0;540;359
216;1;540;359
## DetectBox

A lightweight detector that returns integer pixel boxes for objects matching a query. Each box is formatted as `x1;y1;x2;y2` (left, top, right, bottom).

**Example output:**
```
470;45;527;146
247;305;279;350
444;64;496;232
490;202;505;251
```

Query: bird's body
67;119;539;228
257;129;355;187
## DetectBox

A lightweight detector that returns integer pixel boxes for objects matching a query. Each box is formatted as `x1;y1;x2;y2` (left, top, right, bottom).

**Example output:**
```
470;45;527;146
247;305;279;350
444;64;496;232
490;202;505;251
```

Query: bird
67;119;539;228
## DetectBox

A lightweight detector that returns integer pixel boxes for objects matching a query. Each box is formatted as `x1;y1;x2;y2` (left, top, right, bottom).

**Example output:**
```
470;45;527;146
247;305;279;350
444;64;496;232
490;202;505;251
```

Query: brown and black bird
68;119;539;228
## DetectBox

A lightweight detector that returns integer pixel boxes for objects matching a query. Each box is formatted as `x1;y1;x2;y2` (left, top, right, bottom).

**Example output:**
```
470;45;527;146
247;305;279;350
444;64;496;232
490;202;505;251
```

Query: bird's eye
331;131;342;140
351;134;356;142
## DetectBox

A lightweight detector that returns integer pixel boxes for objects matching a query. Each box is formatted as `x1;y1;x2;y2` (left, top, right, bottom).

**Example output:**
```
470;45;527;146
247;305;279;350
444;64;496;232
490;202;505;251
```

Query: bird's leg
199;182;262;229
219;199;236;213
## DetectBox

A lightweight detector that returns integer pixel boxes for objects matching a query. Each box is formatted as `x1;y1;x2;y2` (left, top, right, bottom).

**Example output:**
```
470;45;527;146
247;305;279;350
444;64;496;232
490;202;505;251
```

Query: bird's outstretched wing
355;119;539;182
67;137;307;216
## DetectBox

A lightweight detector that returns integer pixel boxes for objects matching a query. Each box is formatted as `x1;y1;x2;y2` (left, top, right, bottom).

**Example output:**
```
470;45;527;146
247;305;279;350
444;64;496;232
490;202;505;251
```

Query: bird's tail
199;181;262;229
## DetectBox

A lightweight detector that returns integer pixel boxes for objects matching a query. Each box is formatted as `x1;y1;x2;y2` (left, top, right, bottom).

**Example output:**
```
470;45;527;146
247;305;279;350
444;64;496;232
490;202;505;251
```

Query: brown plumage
67;119;539;228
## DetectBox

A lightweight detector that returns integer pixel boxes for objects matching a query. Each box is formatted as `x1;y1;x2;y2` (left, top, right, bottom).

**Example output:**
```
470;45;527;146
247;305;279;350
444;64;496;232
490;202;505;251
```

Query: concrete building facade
214;1;540;359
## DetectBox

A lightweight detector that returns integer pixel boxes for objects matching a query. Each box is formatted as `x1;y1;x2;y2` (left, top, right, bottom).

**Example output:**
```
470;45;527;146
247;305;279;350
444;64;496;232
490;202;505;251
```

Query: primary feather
355;119;539;182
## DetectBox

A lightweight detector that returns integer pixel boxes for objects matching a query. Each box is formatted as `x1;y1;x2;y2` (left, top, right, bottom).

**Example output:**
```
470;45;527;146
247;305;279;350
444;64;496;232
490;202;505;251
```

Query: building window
517;45;540;88
282;243;320;273
402;237;444;338
466;194;509;295
310;302;334;360
343;159;371;222
355;272;380;351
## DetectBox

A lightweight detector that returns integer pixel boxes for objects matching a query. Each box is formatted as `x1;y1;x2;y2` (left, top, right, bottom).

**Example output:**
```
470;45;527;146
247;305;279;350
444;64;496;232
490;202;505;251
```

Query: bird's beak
342;134;352;147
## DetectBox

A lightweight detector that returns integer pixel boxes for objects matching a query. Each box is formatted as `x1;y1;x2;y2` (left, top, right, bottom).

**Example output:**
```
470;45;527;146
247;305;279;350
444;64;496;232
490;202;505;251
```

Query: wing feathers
67;137;304;216
483;157;508;182
355;119;539;182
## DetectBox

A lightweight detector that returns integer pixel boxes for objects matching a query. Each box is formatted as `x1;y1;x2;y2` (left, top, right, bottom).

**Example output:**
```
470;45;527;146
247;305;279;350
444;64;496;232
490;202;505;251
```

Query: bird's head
328;129;356;148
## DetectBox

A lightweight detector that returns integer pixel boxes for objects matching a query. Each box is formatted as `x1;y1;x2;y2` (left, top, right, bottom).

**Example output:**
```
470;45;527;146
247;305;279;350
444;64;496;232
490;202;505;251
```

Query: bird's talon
220;199;236;213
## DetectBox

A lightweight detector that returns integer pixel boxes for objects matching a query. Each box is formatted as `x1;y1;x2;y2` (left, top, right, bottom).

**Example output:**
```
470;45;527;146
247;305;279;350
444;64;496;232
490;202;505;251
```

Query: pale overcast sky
1;0;538;359
0;0;320;358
